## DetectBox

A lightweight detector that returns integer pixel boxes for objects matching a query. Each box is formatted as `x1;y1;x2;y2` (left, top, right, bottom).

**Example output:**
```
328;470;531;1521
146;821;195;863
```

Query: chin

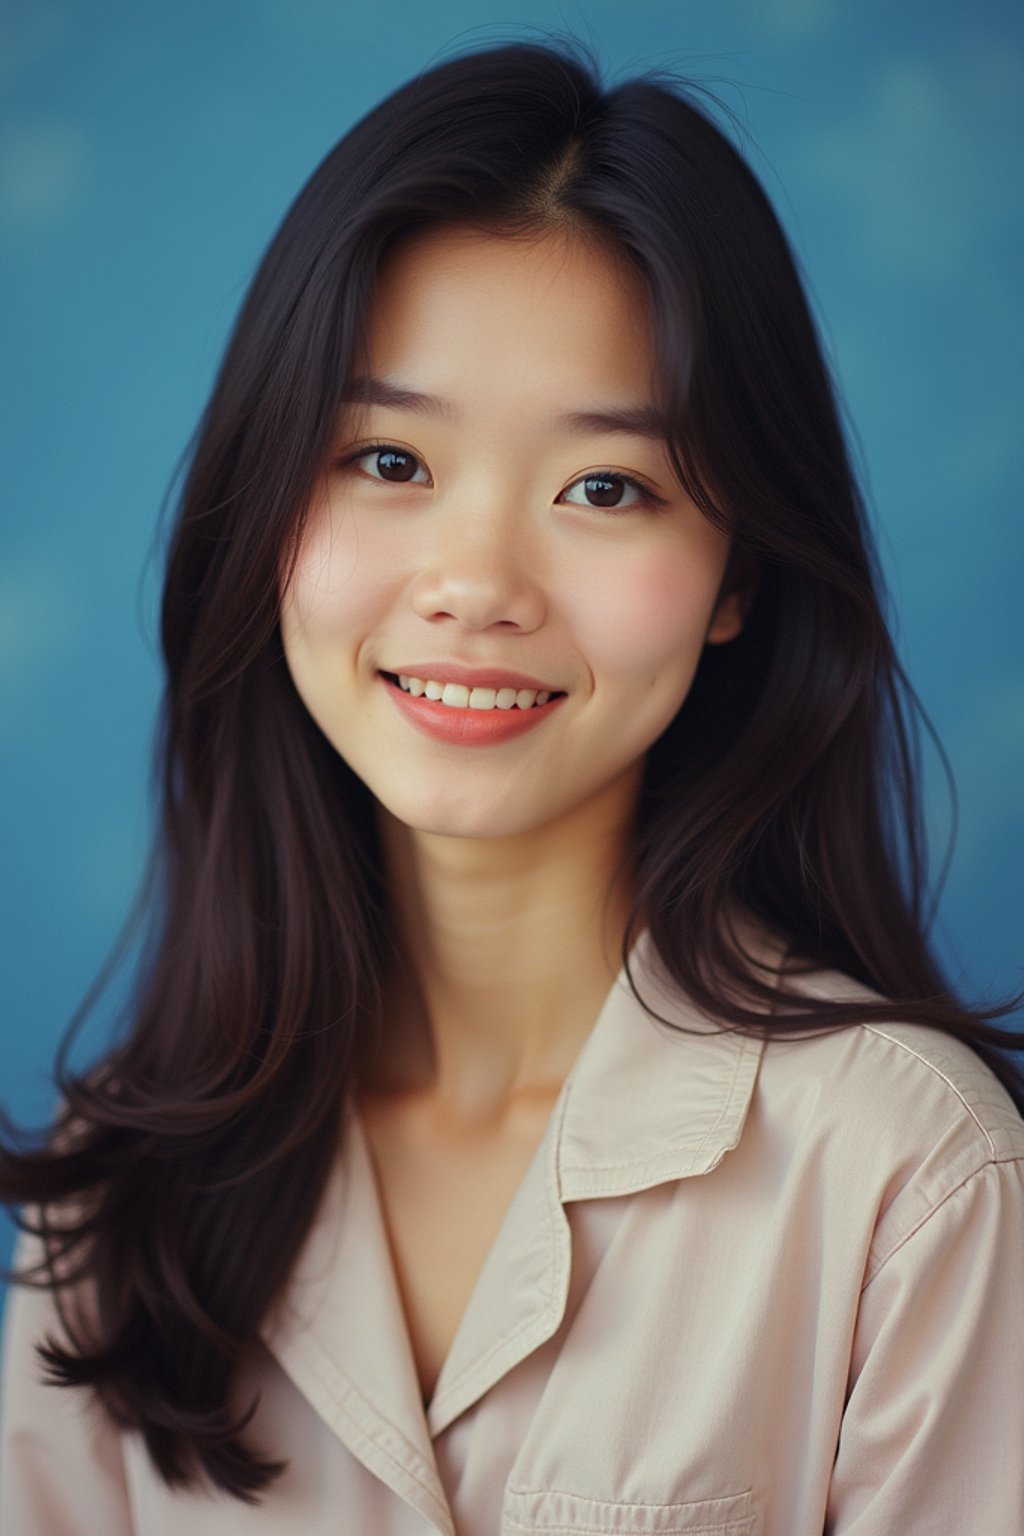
373;785;556;845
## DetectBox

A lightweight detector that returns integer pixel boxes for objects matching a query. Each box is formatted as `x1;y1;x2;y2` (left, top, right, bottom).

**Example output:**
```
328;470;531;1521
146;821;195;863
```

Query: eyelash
335;440;667;513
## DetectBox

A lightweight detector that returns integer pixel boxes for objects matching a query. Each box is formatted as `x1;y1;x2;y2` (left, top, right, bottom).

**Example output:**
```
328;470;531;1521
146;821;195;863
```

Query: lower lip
382;675;565;745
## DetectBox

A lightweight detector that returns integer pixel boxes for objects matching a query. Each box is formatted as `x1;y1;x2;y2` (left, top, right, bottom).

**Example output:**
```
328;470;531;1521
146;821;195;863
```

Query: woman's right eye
343;444;432;485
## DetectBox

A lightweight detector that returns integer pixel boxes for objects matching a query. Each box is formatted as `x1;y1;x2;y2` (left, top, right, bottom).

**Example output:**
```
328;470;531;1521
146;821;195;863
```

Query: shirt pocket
502;1485;755;1534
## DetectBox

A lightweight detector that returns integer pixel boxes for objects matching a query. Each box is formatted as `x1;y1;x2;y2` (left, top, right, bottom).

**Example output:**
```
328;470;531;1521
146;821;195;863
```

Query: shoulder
748;970;1024;1278
759;986;1024;1159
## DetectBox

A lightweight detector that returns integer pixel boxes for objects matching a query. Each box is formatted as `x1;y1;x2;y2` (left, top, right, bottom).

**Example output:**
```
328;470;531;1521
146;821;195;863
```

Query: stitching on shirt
559;1034;756;1179
283;1330;446;1512
861;1159;1017;1291
862;1024;998;1154
502;1523;753;1534
506;1485;754;1510
558;1152;701;1179
682;1032;750;1164
502;1519;753;1535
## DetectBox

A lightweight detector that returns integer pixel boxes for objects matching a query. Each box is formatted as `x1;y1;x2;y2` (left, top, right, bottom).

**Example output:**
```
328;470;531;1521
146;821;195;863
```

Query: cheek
561;544;725;687
281;506;399;648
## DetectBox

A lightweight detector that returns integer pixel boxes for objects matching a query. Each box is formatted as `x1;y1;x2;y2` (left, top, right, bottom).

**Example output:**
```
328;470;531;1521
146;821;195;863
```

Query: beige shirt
3;931;1024;1534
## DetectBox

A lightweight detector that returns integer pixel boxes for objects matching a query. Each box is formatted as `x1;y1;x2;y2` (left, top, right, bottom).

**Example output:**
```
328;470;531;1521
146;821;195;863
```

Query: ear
705;556;758;645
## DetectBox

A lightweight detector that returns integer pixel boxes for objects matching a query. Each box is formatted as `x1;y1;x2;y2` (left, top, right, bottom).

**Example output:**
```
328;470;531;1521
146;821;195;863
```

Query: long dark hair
3;38;1021;1503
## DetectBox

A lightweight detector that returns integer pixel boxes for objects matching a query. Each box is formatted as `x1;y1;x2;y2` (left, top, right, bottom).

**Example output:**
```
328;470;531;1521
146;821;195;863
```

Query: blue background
1;0;1022;1282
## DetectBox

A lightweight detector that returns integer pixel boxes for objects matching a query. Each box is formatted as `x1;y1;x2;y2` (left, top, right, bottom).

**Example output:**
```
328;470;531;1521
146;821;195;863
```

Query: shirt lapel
262;1107;453;1532
425;1076;573;1436
427;928;767;1433
263;925;770;1484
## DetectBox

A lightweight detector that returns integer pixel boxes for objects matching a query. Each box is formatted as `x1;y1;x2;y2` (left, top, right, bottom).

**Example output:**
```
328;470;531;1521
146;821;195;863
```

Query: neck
362;774;639;1123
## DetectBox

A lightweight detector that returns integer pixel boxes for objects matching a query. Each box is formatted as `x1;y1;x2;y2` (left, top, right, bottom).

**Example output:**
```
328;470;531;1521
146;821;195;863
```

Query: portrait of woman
1;32;1022;1536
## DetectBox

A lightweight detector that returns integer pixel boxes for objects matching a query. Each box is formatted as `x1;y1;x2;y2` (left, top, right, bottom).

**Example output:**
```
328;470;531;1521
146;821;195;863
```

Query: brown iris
374;449;420;481
582;474;626;507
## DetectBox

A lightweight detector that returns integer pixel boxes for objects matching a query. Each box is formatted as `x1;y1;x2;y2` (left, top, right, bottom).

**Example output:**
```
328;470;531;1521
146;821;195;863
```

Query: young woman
2;39;1022;1536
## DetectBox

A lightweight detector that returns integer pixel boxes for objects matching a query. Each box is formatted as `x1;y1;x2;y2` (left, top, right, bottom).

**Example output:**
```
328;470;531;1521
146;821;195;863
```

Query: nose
408;495;547;634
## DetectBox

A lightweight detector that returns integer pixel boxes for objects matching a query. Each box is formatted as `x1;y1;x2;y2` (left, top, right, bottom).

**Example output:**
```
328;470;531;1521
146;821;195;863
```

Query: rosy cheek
288;506;401;635
561;548;722;682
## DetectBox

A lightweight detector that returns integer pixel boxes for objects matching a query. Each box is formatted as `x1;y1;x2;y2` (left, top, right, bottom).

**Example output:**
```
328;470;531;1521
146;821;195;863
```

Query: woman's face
280;225;744;843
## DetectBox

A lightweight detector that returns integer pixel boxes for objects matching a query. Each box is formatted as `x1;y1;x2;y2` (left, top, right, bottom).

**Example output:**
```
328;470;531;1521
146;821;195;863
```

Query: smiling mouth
382;672;566;712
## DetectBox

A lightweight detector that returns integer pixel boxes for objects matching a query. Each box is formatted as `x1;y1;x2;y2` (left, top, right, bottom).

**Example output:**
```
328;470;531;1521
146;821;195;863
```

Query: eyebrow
341;375;670;442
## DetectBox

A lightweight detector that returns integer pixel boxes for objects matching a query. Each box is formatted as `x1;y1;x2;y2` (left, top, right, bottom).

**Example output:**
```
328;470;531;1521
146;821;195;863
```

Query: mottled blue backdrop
2;0;1022;1278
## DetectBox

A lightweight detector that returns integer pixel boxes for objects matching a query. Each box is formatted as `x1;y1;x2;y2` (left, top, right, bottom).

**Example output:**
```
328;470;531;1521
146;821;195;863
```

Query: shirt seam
505;1483;754;1509
503;1521;752;1535
861;1154;1024;1291
861;1024;998;1154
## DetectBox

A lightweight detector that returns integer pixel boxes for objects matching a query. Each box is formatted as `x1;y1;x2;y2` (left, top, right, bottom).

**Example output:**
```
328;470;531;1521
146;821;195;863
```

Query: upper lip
382;663;564;693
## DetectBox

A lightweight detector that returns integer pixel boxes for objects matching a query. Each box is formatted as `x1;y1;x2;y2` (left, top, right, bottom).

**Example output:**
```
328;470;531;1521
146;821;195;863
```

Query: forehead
359;225;657;411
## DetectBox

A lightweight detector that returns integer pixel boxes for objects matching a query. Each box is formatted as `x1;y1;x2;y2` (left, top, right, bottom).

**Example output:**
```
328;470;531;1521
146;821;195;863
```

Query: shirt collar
554;924;767;1201
261;923;772;1508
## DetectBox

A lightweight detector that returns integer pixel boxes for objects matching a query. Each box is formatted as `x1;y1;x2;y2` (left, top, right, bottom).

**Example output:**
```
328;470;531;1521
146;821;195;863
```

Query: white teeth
393;674;557;711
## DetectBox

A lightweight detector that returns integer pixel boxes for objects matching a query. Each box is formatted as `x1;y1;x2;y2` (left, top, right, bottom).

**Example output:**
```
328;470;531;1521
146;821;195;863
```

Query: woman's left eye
560;472;662;511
